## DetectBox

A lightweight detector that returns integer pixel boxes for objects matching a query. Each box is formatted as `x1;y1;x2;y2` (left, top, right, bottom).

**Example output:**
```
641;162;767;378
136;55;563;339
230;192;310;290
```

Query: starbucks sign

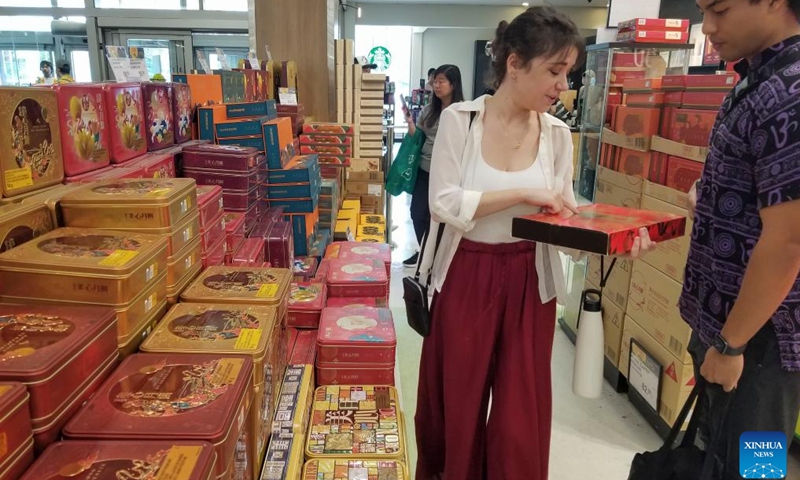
367;46;392;72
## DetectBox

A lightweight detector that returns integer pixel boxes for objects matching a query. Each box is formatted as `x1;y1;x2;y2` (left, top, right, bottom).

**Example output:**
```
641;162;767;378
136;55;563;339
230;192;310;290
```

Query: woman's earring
512;74;517;80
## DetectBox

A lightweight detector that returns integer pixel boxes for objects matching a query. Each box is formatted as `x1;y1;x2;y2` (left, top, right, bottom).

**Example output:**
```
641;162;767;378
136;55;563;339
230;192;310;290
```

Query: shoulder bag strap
413;110;478;286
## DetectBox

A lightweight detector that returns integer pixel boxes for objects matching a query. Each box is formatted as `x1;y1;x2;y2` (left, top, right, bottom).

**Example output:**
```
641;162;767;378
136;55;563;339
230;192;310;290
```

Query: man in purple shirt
680;0;800;477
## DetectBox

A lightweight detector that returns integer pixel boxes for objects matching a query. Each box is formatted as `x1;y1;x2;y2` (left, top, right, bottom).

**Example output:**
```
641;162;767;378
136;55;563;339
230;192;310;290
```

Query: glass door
105;31;193;82
65;46;91;83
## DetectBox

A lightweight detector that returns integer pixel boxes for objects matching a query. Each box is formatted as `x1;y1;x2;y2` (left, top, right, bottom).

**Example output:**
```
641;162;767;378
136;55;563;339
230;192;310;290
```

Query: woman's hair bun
495;20;509;43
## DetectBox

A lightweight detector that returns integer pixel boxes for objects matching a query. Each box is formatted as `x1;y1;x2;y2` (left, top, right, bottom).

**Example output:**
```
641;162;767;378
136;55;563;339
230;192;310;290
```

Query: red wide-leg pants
415;239;557;480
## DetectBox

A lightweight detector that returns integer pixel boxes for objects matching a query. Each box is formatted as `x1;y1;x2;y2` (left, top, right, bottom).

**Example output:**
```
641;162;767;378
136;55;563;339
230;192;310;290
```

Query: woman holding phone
403;64;465;267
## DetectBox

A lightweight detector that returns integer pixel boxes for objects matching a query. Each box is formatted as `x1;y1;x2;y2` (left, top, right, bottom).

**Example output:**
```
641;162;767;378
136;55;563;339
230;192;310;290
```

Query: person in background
402;64;465;267
425;67;436;91
55;60;75;84
414;7;654;479
35;61;55;85
549;96;571;123
681;0;800;478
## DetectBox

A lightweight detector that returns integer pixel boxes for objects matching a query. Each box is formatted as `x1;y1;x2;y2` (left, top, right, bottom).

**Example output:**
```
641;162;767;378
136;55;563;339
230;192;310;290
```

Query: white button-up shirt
418;95;583;304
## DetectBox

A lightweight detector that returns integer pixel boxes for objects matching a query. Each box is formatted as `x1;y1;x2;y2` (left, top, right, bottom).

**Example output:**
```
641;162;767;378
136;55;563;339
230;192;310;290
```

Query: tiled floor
386;192;800;479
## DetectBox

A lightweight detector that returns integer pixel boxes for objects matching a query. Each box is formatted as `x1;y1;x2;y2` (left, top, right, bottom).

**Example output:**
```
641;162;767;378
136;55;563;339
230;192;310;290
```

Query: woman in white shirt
414;7;653;480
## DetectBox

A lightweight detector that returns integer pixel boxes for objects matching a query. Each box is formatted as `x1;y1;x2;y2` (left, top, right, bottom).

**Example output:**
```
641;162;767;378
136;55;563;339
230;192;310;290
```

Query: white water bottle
572;289;605;399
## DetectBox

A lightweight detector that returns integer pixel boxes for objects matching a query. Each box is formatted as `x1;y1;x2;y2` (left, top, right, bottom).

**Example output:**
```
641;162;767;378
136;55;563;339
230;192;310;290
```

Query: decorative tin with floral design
172;82;193;144
316;308;396;366
142;83;174;151
54;84;111;177
301;458;407;480
287;283;326;329
0;87;65;197
325;258;388;298
0;227;167;304
325;242;391;276
102;82;147;164
19;440;217;480
64;354;254;480
61;178;197;229
180;267;291;320
0;203;56;254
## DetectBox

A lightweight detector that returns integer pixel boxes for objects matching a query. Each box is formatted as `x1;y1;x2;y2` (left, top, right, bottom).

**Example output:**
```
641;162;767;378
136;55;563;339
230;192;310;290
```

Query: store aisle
387;192;800;479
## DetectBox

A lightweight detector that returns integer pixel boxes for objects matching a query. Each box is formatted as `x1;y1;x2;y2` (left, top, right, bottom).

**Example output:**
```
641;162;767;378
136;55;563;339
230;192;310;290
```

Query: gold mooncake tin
0;87;65;197
118;296;169;359
4;271;168;345
0;203;56;253
60;178;197;229
18;184;84;227
0;227;167;304
166;236;202;288
166;262;203;305
111;210;200;257
180;266;292;317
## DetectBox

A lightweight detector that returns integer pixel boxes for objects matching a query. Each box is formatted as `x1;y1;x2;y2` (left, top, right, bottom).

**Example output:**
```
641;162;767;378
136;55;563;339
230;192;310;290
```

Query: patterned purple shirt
679;35;800;371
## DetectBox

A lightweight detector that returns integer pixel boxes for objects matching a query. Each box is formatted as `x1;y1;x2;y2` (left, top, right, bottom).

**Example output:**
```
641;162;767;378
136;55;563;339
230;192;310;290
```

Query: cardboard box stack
358;72;387;166
591;57;739;429
196;99;278;147
334;39;356;126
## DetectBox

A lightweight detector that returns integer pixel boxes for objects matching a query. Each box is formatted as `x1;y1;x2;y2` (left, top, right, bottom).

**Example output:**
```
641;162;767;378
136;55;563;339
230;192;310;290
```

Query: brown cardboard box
335;40;345;65
336;65;345;88
361;116;384;125
345;39;355;65
336;89;345;114
597;166;644;194
360;141;384;150
603;292;626;369
345;66;352;91
361;90;384;100
586;254;634;311
350;158;381;172
644;180;690;210
360;107;384;118
352;65;362;88
595;179;642;210
361;99;384;108
628;261;692;363
641;191;692;283
346;170;383;182
620;315;695;428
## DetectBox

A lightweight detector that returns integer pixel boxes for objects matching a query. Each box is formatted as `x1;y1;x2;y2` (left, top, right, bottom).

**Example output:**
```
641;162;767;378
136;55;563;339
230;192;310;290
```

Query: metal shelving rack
560;42;695;394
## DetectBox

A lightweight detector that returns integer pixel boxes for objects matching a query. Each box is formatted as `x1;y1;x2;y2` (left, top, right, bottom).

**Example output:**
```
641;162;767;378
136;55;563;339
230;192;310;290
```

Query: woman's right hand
523;189;579;215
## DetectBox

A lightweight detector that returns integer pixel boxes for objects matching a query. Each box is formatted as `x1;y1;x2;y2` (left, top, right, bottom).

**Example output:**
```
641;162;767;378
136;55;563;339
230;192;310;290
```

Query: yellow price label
99;250;140;267
234;328;263;350
211;358;244;386
256;284;279;298
4;167;34;192
155;445;203;480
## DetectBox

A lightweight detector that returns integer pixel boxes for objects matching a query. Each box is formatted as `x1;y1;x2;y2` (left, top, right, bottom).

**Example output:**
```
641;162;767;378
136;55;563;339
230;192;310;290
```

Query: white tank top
463;149;548;244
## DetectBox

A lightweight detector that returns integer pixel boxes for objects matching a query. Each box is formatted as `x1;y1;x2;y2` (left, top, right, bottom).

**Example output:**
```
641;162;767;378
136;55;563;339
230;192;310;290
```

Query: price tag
629;339;662;412
4;167;33;192
256;284;279;298
196;50;211;74
155;446;203;480
279;88;298;106
107;56;149;82
247;51;260;69
215;48;230;70
235;328;263;350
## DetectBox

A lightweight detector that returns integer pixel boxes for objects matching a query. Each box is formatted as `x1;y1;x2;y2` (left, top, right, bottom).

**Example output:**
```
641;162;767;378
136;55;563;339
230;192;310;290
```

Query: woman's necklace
497;111;530;150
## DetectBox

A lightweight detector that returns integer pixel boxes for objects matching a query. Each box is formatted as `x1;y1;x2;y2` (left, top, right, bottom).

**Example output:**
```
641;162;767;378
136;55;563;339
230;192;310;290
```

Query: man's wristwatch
712;333;747;356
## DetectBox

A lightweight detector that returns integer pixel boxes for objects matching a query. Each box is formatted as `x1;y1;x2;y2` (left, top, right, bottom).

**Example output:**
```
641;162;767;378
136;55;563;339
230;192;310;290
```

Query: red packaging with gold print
0;382;33;479
325;241;391;276
142;83;174;152
0;305;118;452
287;283;326;328
54;84;111;177
20;440;216;480
102;83;147;164
63;353;254;480
197;185;224;228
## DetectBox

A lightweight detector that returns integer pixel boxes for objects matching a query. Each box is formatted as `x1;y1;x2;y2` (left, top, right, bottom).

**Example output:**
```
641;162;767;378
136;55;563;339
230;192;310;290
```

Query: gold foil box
0;227;168;304
0;87;65;197
108;210;200;258
0;203;56;253
180;266;292;310
19;183;84;227
60;178;198;229
166;236;202;289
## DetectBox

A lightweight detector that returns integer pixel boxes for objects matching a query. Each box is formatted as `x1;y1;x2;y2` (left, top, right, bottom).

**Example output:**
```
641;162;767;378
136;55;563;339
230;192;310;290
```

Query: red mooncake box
222;186;260;212
171;82;193;145
667;156;705;193
142;83;174;151
20;441;216;480
292;256;319;283
325;258;388;298
202;210;226;252
287;283;326;329
325;241;391;276
197;185;224;228
317;307;396;365
0;305;118;452
231;237;266;266
223;212;246;254
183;144;263;172
202;234;226;268
263;221;294;270
102;83;147;164
511;204;687;256
0;382;33;479
127;152;177;179
669;109;718;147
54;84;111;177
325;297;385;308
315;362;396;387
63;353;254;480
183;167;261;192
289;330;317;366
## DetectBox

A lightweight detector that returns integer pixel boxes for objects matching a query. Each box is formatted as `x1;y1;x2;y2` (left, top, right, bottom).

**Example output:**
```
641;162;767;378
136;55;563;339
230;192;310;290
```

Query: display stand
383;126;396;249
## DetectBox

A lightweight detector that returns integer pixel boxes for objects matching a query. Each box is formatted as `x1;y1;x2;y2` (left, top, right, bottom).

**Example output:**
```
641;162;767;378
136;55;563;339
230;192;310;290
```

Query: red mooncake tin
325;258;388;298
197;185;225;228
287;283;326;329
317;307;396;365
102;82;147;164
0;382;33;477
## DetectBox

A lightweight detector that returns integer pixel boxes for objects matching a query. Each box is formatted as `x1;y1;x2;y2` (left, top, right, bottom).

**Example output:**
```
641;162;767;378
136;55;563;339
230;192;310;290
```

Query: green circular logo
367;46;392;72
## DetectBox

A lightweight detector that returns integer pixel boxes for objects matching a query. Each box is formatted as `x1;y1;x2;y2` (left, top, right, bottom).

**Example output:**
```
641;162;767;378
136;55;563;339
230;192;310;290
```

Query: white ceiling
357;0;606;7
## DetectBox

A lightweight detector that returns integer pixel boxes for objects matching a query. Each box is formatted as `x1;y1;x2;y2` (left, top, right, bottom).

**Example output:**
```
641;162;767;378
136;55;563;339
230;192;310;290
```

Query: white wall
420;27;495;100
356;3;610;30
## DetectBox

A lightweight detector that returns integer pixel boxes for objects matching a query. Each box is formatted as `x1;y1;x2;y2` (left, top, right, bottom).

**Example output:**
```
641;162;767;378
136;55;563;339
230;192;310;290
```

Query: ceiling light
357;6;362;18
522;2;529;6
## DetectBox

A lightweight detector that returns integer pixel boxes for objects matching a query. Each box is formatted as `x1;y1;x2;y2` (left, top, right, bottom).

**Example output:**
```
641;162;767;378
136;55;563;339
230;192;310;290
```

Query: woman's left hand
616;228;657;260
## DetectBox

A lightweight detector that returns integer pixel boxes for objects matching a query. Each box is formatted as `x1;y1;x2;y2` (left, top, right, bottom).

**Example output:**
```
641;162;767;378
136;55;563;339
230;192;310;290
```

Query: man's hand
700;347;744;393
688;181;698;219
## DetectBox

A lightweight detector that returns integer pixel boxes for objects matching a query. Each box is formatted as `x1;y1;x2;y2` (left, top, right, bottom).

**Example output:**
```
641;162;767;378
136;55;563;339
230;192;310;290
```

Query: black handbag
402;223;445;337
628;379;730;480
402;110;476;338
